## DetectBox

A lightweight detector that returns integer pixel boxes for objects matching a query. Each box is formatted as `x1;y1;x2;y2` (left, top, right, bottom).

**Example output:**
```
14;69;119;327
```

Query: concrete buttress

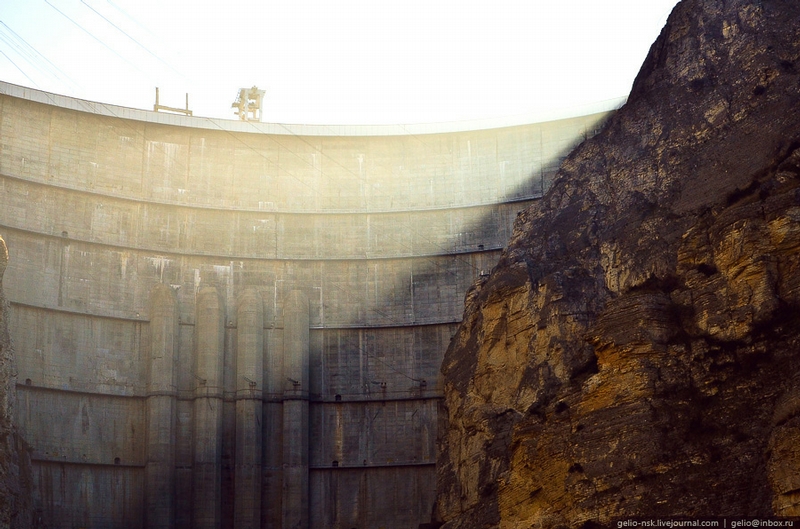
146;284;179;529
193;287;225;529
235;288;264;528
262;308;284;529
283;290;310;529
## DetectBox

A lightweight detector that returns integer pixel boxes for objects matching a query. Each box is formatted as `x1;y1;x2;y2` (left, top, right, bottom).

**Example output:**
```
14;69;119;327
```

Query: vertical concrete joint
146;284;179;529
283;289;310;529
192;286;225;529
235;288;263;529
284;290;310;398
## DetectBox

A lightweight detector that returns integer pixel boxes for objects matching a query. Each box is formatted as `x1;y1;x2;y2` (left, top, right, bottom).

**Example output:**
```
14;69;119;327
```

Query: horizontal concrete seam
305;320;463;330
194;391;225;398
0;170;543;215
30;458;432;471
309;396;444;403
10;300;463;329
309;461;436;470
31;457;145;469
203;320;464;330
16;383;143;399
0;222;508;261
18;384;445;402
256;395;445;403
9;300;145;323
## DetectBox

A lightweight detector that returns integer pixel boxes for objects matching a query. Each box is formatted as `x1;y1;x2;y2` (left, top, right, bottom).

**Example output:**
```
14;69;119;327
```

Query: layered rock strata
436;0;800;527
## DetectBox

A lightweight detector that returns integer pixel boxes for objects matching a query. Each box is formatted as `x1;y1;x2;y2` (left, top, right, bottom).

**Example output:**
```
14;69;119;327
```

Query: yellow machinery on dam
0;80;613;528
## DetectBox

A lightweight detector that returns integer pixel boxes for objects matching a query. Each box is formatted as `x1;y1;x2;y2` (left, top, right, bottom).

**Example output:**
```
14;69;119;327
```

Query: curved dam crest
0;80;613;528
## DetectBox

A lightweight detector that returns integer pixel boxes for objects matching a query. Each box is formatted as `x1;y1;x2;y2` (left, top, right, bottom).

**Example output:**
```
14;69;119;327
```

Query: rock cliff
436;0;800;527
0;236;37;528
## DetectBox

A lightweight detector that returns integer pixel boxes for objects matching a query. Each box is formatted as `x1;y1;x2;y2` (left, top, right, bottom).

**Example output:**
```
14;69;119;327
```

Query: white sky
0;0;680;125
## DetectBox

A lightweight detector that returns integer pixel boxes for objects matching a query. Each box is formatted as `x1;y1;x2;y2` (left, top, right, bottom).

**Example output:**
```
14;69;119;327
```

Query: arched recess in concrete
0;81;615;528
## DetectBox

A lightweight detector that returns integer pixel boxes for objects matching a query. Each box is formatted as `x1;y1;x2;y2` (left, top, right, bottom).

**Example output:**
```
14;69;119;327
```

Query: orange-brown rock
435;0;800;527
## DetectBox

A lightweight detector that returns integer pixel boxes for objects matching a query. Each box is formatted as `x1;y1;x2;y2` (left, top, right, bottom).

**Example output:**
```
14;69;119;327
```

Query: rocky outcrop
436;0;800;527
0;236;38;528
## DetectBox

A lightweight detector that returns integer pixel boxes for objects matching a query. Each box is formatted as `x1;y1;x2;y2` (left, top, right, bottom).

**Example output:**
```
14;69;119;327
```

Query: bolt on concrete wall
0;84;614;528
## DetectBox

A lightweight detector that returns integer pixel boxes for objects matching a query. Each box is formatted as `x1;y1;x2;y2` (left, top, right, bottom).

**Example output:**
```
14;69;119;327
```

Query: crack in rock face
435;0;800;527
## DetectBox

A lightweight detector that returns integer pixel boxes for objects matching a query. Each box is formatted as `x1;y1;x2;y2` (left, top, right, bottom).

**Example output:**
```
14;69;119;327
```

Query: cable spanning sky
0;0;680;125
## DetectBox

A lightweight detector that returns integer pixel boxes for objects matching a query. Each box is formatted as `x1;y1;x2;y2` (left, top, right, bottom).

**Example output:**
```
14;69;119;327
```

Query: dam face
0;81;611;528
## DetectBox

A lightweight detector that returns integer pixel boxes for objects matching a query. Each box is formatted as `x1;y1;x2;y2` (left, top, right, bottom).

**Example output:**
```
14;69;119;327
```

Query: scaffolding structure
153;87;192;116
232;86;266;121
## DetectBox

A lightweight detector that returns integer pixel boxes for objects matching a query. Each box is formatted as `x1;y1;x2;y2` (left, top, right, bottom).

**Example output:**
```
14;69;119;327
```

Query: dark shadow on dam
0;80;615;529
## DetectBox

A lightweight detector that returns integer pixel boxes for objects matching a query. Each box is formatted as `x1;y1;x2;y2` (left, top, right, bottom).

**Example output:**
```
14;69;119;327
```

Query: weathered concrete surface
235;289;263;529
146;284;179;529
0;77;612;527
193;287;225;529
283;290;310;529
436;0;800;527
0;235;38;528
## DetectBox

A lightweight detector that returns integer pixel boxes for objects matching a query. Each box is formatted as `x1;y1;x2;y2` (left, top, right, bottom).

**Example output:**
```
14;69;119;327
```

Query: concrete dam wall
0;81;612;528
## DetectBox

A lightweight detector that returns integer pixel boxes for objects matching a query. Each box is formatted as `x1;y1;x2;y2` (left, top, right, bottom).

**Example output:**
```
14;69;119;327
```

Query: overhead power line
43;0;147;77
0;49;39;88
79;0;183;77
0;21;81;92
104;0;160;41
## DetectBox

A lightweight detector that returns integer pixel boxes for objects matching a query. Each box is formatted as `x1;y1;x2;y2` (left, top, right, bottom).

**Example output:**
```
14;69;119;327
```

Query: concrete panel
32;461;144;529
309;466;436;529
145;397;177;528
16;387;145;465
311;325;456;400
175;398;194;529
309;399;438;468
9;304;144;395
261;401;283;529
221;399;236;529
